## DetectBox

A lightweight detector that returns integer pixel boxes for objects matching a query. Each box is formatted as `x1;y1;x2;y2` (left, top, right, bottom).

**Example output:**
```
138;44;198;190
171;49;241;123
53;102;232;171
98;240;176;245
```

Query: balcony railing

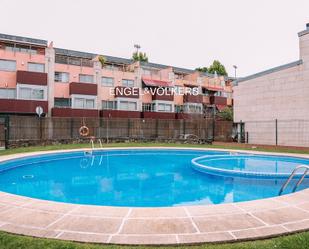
0;99;48;114
183;94;203;103
69;82;97;95
210;96;227;105
114;86;139;98
17;70;48;85
152;90;174;101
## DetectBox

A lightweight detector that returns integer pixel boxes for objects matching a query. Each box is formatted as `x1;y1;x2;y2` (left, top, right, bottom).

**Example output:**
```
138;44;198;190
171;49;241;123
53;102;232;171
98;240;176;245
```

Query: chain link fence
242;119;309;147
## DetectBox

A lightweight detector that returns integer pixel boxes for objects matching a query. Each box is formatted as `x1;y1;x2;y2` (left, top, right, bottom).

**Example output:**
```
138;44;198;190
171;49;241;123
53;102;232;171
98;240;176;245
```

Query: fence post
70;118;74;139
4;115;9;149
275;119;278;146
127;118;130;138
155;119;159;138
39;117;42;140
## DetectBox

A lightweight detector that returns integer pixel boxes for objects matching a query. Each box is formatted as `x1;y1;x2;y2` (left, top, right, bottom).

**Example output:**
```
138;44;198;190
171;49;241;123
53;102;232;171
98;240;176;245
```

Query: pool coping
0;147;308;245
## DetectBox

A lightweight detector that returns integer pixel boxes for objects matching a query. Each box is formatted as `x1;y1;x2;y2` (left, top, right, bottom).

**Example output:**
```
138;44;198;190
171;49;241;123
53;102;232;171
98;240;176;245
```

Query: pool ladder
85;138;103;156
279;165;309;195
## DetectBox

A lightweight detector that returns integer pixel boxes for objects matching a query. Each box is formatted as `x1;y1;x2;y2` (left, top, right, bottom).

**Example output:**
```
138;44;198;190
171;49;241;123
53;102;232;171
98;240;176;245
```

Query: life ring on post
79;125;90;137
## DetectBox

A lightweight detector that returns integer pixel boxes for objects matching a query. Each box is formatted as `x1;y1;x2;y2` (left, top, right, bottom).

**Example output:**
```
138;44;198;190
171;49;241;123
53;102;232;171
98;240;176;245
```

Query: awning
216;105;227;111
142;78;173;87
184;83;198;88
204;86;223;92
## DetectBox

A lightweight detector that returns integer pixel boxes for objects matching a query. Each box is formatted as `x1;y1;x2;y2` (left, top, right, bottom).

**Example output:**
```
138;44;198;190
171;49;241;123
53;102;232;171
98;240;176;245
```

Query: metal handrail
90;139;95;150
279;165;309;195
98;139;103;148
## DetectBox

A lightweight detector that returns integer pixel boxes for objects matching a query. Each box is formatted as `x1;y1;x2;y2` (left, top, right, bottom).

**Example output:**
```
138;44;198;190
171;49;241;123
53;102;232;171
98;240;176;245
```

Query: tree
208;60;228;76
217;107;233;121
195;67;208;73
98;55;106;68
132;52;148;62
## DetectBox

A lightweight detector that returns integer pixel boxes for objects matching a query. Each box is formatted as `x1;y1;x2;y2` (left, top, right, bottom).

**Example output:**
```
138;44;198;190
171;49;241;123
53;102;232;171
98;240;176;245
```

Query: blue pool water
0;149;308;207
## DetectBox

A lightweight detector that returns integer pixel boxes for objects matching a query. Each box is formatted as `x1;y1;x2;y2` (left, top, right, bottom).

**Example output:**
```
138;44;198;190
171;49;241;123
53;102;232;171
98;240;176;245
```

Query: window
142;103;154;112
79;74;94;83
102;100;117;110
157;103;172;112
184;103;202;114
122;79;134;87
85;99;95;109
119;100;137;111
104;65;114;71
174;105;184;113
55;72;69;82
73;97;95;109
0;88;16;99
28;63;45;73
101;77;114;87
19;87;44;100
54;98;71;107
75;98;84;109
0;59;16;71
4;43;38;54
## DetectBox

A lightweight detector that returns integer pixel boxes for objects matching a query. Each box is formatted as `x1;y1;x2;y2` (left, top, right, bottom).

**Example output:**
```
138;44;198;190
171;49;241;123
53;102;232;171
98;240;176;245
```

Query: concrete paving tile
120;218;197;234
252;207;309;225
129;207;186;218
193;213;264;233
71;205;129;218
186;203;242;217
58;231;110;243
110;235;178;245
22;200;76;214
232;225;288;240
0;224;60;238
178;232;235;243
283;219;309;231
0;194;33;206
48;215;122;234
235;198;288;212
2;208;63;228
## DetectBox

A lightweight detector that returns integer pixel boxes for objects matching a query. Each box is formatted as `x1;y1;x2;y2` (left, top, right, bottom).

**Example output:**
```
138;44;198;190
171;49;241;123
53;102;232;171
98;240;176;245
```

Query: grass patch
0;231;309;249
1;142;309;157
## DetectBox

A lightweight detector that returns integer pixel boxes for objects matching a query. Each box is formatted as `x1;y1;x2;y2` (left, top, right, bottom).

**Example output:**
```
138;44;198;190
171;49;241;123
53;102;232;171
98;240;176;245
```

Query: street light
134;44;141;53
233;65;238;80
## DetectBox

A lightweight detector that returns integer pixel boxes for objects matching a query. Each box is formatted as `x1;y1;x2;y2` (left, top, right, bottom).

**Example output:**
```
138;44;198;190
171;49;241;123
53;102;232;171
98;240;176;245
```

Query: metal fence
242;119;309;147
1;116;233;148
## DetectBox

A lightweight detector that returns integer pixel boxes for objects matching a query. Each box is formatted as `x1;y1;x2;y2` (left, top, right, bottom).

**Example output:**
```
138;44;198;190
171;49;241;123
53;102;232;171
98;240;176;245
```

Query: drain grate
22;175;34;179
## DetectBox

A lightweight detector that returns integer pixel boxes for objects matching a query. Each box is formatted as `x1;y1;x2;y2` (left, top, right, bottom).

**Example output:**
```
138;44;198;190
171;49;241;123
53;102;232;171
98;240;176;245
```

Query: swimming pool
0;148;308;207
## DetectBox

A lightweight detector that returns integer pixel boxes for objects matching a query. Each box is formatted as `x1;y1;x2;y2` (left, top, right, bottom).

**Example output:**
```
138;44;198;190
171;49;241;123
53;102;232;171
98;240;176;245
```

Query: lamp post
134;44;141;54
233;65;238;80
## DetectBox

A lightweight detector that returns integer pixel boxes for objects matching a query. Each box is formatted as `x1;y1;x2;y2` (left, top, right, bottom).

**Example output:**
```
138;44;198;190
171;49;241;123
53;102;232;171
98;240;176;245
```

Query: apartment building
0;33;233;119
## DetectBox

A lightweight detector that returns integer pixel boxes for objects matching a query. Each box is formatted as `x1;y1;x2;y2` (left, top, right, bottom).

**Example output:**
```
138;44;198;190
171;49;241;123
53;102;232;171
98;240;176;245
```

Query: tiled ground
0;148;308;245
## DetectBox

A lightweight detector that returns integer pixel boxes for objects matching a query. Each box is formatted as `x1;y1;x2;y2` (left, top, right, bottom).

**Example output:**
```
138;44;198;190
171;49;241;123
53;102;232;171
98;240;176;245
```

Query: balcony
0;99;48;114
152;90;174;101
52;107;99;117
17;70;47;86
100;110;141;118
114;86;139;99
69;82;97;95
183;94;203;103
210;96;227;105
202;95;210;104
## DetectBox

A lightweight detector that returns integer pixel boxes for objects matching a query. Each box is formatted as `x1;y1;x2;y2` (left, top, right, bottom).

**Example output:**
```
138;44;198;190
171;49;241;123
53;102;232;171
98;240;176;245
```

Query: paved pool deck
0;147;308;245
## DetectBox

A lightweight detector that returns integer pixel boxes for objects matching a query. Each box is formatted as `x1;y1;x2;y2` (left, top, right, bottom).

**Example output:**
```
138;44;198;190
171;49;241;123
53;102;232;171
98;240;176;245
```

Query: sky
1;0;308;77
